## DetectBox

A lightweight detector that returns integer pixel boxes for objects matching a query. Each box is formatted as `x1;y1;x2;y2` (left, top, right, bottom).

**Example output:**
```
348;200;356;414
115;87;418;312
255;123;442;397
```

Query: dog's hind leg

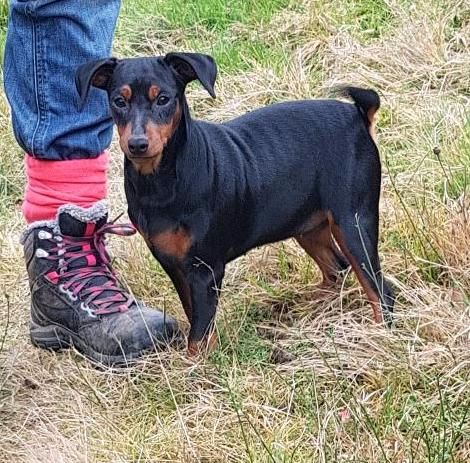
330;212;394;325
295;219;349;288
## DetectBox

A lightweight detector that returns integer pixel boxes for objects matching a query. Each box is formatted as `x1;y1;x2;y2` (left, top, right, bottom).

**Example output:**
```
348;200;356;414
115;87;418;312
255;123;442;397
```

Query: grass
1;0;470;461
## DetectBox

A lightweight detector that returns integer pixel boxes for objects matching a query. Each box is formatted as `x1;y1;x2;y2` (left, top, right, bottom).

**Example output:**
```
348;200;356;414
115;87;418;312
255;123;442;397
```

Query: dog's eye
113;96;127;109
156;95;170;106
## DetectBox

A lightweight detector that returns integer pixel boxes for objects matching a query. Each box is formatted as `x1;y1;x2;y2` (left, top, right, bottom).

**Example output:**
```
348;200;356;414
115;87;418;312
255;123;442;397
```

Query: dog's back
194;97;380;250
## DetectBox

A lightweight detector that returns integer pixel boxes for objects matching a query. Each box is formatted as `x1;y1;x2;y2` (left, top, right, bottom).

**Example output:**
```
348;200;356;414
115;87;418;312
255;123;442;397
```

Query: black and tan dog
76;52;394;355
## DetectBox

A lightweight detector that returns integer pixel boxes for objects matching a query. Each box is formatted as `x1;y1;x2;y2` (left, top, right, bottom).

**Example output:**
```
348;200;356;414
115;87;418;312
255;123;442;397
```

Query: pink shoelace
45;223;137;316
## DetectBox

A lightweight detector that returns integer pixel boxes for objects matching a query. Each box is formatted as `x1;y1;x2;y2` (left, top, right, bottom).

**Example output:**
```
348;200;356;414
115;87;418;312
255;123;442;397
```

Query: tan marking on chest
150;228;192;259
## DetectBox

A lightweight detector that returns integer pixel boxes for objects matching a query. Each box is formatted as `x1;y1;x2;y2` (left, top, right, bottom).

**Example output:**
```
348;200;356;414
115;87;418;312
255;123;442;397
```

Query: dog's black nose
128;137;149;155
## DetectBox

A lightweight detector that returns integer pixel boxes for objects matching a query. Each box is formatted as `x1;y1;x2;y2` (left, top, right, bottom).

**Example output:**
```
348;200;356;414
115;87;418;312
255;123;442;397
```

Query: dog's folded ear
75;57;119;110
164;52;217;98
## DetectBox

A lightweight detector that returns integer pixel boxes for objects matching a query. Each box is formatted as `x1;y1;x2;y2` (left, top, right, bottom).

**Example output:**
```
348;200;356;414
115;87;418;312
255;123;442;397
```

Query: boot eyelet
35;248;49;258
80;302;97;318
59;284;79;302
38;230;52;240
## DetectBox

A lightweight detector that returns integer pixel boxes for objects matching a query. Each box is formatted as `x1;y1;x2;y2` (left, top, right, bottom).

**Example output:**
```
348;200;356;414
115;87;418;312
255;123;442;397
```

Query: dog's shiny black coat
76;53;394;353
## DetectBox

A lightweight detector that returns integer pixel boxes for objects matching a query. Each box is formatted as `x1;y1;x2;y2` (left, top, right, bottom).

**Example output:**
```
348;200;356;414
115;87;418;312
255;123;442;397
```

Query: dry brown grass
1;0;469;461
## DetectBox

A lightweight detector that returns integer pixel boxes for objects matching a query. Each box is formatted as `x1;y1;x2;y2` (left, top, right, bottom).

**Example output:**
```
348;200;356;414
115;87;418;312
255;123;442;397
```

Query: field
0;0;469;461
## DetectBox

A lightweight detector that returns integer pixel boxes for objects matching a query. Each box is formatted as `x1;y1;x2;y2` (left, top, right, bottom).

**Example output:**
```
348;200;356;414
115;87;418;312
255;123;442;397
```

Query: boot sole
30;318;174;367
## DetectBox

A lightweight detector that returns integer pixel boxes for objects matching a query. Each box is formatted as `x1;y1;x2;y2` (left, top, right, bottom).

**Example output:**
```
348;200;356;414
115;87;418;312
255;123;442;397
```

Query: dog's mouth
125;153;162;161
125;152;163;175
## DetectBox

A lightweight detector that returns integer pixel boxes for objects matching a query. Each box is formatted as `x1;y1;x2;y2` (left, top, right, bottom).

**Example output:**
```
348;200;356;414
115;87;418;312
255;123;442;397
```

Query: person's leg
4;0;180;365
5;0;118;221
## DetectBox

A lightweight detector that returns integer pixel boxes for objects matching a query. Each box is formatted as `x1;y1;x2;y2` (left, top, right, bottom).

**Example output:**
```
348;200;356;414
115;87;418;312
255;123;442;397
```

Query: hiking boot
21;200;180;366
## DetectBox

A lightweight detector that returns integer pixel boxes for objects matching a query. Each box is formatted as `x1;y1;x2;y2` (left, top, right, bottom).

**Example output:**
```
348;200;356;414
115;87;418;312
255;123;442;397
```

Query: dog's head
75;53;217;174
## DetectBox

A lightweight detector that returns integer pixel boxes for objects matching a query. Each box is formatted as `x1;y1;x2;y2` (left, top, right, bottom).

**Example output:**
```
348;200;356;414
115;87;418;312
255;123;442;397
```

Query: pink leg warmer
22;152;109;223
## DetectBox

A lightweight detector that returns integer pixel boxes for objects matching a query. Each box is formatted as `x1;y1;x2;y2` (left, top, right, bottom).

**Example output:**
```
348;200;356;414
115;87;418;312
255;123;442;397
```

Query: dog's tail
331;86;380;140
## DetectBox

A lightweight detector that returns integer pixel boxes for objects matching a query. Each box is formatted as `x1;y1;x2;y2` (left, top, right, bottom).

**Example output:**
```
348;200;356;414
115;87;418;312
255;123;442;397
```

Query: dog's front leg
185;259;225;356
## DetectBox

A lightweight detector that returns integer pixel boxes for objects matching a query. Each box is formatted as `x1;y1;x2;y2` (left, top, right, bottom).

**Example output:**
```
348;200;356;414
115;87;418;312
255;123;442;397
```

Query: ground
0;0;469;462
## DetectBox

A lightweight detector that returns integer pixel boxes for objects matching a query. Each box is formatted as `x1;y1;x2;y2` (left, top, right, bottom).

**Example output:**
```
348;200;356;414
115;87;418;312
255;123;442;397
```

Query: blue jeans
4;0;121;160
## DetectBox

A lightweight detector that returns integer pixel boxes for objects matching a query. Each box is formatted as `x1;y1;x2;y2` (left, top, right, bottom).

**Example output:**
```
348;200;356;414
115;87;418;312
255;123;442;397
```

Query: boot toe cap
80;306;182;364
